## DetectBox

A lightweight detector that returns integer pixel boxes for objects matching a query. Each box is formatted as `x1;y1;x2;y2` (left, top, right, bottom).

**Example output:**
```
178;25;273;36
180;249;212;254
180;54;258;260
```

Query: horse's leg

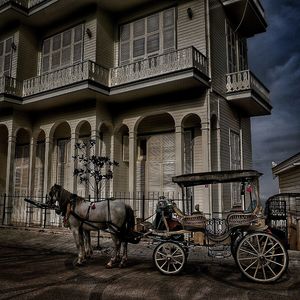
83;230;93;259
106;234;121;269
119;241;128;268
72;227;85;265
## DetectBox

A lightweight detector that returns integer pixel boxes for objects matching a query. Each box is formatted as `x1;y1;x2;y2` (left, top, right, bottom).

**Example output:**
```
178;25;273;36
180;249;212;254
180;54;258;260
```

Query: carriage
145;170;289;283
25;169;289;283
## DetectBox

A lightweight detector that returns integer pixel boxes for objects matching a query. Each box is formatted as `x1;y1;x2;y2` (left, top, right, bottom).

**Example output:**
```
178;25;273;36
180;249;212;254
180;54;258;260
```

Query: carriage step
208;245;231;259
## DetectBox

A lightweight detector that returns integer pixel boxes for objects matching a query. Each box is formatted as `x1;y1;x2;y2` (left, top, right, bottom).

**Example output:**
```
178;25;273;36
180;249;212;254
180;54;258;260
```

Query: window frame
119;7;176;66
0;37;13;77
41;24;84;74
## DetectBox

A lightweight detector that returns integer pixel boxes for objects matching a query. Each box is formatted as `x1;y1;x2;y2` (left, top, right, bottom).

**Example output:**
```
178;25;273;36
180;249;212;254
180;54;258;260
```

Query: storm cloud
248;0;300;198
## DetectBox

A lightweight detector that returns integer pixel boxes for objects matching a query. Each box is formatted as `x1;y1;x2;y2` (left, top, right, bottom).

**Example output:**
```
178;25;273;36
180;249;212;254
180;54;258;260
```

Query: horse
47;184;135;268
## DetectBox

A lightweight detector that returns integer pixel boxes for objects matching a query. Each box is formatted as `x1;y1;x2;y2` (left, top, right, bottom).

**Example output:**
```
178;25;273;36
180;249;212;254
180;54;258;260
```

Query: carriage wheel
236;232;288;283
153;241;186;275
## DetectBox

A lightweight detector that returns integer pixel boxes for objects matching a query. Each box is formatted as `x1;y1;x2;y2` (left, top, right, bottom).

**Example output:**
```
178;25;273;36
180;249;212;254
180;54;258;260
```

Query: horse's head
47;184;62;210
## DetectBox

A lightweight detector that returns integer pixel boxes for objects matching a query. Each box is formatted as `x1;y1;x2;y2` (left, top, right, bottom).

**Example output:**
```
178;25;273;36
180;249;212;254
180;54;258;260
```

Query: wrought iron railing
23;61;109;96
226;70;270;102
0;75;22;97
110;47;208;86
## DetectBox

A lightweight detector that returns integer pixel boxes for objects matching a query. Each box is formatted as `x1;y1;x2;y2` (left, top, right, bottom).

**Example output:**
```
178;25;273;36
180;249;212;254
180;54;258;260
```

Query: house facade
0;0;271;225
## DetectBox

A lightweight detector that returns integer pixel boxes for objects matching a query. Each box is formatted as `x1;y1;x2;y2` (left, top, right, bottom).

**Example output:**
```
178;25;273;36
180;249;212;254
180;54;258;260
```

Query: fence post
142;193;145;221
43;194;47;228
2;193;6;225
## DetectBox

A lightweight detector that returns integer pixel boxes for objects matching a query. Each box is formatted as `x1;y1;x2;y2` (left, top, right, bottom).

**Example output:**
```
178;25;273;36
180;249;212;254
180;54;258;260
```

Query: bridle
47;185;62;212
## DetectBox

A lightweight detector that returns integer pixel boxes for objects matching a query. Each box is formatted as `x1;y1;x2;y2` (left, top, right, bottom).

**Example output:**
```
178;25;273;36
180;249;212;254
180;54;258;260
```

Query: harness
64;194;124;237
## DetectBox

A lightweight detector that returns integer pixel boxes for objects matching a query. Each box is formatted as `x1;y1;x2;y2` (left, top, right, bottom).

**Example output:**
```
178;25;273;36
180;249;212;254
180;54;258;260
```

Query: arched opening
137;113;176;197
34;130;46;198
113;124;129;196
51;122;71;191
12;128;31;225
76;121;91;197
0;125;8;194
182;114;202;213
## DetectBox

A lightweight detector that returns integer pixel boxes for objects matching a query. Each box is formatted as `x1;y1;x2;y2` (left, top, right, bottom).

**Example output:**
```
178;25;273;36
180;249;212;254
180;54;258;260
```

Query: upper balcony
3;47;209;107
222;0;267;37
226;70;272;116
0;75;22;105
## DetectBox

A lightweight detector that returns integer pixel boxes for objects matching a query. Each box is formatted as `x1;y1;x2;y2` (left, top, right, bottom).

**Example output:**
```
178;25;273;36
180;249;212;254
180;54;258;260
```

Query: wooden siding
17;26;38;80
279;168;300;193
209;0;227;95
177;0;206;55
97;10;114;68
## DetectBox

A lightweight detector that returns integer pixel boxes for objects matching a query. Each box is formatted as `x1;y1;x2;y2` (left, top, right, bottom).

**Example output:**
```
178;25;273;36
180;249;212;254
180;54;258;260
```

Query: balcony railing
0;76;22;97
226;70;269;102
21;47;208;97
110;47;208;86
23;61;109;97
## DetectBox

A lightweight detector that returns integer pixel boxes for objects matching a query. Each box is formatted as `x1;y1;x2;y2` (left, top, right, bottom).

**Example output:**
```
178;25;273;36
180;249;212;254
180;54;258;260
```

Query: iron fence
0;192;188;229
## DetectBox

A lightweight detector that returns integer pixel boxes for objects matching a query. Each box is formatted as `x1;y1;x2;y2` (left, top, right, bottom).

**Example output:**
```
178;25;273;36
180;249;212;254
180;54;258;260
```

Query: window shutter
0;38;13;76
122;135;129;162
133;19;145;37
163;9;175;51
133;38;145;58
73;25;83;63
0;41;3;74
62;30;72;66
147;14;159;33
120;24;131;65
147;33;159;54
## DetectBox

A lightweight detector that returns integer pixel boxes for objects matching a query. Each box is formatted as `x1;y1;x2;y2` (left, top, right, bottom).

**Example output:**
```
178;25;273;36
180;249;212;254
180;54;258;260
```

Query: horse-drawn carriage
25;169;289;283
147;170;288;283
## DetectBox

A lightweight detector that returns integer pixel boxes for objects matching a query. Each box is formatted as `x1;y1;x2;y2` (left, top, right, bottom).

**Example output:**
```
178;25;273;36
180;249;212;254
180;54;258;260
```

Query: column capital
8;135;16;143
175;125;183;133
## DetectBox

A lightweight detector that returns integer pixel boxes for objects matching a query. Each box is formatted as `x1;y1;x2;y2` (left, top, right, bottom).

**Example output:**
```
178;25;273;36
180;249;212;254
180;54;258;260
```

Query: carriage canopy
172;170;262;187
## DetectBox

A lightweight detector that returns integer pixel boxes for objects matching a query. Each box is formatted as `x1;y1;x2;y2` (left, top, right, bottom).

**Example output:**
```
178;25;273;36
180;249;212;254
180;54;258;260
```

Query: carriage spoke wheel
236;232;288;283
153;241;186;275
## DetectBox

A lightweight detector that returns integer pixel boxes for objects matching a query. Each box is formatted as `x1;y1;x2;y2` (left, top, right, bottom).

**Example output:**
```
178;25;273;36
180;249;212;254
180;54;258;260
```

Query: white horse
47;184;135;268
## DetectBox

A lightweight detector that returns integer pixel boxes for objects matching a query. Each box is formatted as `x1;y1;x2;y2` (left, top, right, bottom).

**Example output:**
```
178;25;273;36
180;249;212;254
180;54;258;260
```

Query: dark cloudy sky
248;0;300;199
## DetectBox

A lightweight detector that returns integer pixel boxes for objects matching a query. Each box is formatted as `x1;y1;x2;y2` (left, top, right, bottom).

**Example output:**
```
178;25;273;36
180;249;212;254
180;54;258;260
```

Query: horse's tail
124;204;135;233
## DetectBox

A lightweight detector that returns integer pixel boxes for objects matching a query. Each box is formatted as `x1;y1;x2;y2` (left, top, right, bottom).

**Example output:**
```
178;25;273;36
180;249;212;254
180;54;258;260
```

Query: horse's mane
56;185;84;214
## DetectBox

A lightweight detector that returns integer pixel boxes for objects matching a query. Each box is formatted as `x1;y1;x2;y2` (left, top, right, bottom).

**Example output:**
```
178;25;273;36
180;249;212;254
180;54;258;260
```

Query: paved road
0;227;300;300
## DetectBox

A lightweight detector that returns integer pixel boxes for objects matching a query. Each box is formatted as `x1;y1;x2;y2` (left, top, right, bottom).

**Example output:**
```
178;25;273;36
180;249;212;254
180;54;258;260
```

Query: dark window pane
133;38;145;57
147;33;159;53
163;9;174;27
74;25;83;42
43;39;50;54
62;47;71;65
133;19;145;37
52;34;61;51
121;42;130;62
42;56;49;73
4;54;11;73
5;38;12;53
120;24;130;41
147;13;159;33
73;43;82;62
0;42;4;56
163;28;174;50
51;52;60;69
63;30;72;47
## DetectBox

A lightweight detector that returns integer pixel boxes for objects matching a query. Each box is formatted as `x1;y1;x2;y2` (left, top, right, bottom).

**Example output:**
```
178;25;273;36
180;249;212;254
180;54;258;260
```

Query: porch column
28;136;37;197
202;122;211;215
43;136;53;197
70;131;79;193
5;135;16;224
128;130;137;205
175;125;184;175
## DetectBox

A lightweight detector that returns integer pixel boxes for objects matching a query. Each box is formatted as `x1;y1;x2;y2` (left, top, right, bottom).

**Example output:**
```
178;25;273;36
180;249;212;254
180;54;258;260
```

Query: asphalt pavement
0;226;300;300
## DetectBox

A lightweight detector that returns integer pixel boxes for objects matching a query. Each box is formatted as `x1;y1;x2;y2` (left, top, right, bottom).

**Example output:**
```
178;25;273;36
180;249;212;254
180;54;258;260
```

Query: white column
28;137;37;197
70;132;79;193
5;135;16;224
175;125;184;176
43;136;53;197
128;130;137;206
202;122;211;215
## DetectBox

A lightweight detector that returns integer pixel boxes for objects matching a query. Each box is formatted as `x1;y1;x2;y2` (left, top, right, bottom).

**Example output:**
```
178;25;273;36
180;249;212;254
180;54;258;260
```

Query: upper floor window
0;37;13;76
119;8;176;65
226;22;248;73
41;24;84;73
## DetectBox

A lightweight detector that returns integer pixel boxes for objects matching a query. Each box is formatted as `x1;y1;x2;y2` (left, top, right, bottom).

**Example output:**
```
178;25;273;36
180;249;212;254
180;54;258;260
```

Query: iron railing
0;75;23;97
226;70;270;102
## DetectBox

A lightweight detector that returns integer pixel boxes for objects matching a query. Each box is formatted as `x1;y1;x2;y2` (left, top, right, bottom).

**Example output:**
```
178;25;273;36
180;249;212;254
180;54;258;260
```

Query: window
41;24;84;73
0;37;13;76
122;135;129;162
119;8;176;65
226;21;248;73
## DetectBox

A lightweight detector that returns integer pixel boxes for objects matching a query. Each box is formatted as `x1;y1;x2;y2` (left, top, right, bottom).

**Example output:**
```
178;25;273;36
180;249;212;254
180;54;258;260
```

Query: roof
272;152;300;176
172;170;262;187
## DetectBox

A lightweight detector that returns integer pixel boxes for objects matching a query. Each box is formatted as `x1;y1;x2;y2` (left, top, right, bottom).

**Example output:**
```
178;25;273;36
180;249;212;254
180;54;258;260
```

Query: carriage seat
172;203;206;230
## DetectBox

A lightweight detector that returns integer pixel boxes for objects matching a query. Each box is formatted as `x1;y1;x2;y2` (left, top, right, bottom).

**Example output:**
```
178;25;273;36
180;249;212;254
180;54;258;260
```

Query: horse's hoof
105;264;113;269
